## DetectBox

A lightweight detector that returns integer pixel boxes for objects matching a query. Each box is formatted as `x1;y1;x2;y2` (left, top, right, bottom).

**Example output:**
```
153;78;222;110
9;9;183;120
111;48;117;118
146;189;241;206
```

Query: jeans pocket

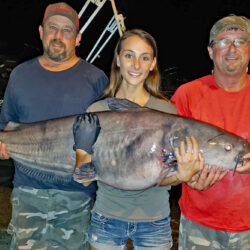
151;216;170;229
89;211;110;233
91;211;109;224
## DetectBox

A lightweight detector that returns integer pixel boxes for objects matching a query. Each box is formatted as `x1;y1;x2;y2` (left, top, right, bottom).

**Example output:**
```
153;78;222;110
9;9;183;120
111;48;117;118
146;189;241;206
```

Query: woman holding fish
73;29;203;250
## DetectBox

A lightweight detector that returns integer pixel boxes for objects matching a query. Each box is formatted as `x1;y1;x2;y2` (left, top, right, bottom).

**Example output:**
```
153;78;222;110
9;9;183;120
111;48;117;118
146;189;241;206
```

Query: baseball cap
209;14;249;43
43;2;79;31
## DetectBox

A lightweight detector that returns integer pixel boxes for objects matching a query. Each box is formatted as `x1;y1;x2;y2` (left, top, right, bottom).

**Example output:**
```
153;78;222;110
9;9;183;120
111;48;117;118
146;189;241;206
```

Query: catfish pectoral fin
106;97;141;110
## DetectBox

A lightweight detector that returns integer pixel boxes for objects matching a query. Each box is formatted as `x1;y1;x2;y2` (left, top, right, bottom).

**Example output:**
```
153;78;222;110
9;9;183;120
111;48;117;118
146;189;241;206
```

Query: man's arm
186;165;228;190
0;142;10;159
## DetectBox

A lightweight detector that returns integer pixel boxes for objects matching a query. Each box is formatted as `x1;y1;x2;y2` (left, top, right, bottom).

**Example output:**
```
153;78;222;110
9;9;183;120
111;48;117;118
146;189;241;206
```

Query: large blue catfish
1;98;249;190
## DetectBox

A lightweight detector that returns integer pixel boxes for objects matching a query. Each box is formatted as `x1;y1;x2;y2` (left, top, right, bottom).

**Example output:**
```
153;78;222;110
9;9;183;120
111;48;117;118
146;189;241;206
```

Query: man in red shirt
171;14;250;249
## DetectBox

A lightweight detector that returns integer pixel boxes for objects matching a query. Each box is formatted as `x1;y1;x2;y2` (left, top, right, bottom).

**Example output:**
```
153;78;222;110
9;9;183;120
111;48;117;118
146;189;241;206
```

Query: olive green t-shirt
87;96;177;222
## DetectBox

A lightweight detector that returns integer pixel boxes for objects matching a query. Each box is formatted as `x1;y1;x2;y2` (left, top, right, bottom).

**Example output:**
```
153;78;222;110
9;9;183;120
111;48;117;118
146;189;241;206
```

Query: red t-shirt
171;75;250;232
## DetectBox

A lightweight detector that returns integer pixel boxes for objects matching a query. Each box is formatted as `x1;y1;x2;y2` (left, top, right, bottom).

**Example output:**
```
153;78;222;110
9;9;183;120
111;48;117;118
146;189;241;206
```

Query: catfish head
161;116;250;172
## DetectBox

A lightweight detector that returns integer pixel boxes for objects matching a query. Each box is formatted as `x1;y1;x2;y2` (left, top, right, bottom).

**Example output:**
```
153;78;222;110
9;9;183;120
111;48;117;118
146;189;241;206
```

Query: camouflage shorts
7;186;94;250
178;214;250;250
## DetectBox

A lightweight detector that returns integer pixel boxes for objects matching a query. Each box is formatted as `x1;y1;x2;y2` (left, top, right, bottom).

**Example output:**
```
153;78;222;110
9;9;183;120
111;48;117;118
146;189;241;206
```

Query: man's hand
73;113;101;154
187;165;228;190
236;152;250;174
0;142;10;159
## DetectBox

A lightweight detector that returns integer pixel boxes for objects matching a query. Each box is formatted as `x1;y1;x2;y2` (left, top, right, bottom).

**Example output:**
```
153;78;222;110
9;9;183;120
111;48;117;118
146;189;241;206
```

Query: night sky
0;0;249;85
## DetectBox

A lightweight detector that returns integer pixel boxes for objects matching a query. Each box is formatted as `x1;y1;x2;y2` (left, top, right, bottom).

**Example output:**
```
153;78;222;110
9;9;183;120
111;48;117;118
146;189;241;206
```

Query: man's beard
45;39;67;62
222;53;243;73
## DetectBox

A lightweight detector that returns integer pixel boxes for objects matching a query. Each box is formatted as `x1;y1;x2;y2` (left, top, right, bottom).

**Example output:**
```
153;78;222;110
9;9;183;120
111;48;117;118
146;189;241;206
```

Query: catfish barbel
1;98;249;190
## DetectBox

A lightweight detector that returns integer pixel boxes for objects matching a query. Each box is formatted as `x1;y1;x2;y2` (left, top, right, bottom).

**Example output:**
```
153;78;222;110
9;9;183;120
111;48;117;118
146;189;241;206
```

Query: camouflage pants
7;186;93;250
178;214;250;250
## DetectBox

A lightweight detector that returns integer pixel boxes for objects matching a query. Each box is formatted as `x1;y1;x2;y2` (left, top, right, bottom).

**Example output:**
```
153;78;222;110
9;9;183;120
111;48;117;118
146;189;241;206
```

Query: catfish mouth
234;151;245;166
234;140;250;167
232;151;245;175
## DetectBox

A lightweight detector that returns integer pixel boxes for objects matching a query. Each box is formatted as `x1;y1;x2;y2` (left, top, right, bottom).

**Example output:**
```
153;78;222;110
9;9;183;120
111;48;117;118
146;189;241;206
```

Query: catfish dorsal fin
5;121;21;131
106;97;142;110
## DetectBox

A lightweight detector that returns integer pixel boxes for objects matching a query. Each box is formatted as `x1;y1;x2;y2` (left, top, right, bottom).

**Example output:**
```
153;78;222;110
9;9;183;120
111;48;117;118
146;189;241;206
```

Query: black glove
73;113;101;154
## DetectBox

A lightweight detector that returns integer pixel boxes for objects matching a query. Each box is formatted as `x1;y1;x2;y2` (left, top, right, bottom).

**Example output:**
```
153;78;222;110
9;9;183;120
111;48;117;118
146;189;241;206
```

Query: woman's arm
160;136;204;186
73;113;101;186
74;149;93;186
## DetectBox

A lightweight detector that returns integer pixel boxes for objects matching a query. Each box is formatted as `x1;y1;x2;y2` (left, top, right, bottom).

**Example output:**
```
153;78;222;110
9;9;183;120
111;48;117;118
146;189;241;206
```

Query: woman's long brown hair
102;29;168;100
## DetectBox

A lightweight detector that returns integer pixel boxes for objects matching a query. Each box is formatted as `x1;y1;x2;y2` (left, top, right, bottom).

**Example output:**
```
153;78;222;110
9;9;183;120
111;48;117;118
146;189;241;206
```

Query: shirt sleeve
93;72;109;100
171;85;192;117
0;73;18;129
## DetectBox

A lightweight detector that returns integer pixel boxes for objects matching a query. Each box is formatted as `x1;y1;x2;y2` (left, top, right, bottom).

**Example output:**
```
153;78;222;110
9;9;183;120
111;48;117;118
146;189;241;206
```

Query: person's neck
39;54;80;72
115;85;150;107
213;70;248;92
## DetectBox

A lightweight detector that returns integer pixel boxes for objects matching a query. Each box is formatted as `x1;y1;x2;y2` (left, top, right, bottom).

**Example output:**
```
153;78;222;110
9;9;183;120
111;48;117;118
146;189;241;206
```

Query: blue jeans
88;211;173;250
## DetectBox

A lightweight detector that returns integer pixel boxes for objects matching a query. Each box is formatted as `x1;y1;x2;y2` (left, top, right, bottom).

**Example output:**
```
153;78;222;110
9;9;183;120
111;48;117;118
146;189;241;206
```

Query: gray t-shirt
87;96;177;222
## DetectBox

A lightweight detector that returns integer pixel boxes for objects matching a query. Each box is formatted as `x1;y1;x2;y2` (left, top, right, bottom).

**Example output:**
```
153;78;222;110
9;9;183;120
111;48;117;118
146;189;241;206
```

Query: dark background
0;0;249;86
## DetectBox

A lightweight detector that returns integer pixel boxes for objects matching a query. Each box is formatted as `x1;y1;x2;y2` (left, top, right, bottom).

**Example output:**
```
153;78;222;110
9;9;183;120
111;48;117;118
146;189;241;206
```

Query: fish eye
224;144;232;151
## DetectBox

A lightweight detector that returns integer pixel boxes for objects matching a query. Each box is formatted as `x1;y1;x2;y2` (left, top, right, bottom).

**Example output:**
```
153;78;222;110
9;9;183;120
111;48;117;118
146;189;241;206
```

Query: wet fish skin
91;109;250;189
0;100;249;190
0;116;77;179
